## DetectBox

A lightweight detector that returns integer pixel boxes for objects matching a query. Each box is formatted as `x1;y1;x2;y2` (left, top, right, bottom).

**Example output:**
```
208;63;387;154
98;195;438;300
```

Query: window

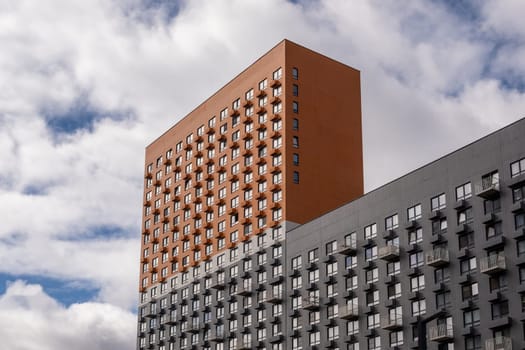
465;335;481;350
462;282;479;300
364;223;377;239
483;198;501;214
409;228;423;244
460;257;477;275
408;204;422;221
409;251;424;268
431;193;446;211
436;291;450;309
368;335;381;350
292;101;299;113
292;67;298;79
432;218;448;234
326;241;337;255
457;207;473;224
511;157;525;178
292;118;299;130
459;232;475;249
387;261;400;275
385;214;399;230
491;300;509;319
411;299;426;316
292;136;299;148
367;313;380;329
365;268;379;284
518;239;525;256
513;184;525;203
273;67;282;80
463;308;480;327
516;213;525;229
292;84;298;96
292;153;299;166
293;171;299;184
388;282;402;299
456;182;472;200
390;330;404;347
364;246;377;261
486;222;502;239
308;248;319;263
410;274;425;292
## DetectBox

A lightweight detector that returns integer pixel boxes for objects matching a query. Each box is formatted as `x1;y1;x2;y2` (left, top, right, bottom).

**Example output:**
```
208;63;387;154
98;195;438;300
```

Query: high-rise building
137;40;525;350
137;39;364;350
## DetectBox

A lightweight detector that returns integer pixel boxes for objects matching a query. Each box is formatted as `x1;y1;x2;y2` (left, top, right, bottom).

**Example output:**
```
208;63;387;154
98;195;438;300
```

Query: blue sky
1;0;525;349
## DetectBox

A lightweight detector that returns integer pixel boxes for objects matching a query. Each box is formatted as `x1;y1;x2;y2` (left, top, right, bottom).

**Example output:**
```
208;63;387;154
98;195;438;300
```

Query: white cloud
0;280;136;350
1;0;525;348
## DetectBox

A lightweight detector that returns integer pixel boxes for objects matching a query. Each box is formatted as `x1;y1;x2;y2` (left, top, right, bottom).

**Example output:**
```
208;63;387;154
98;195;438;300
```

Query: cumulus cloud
0;280;136;350
1;0;525;349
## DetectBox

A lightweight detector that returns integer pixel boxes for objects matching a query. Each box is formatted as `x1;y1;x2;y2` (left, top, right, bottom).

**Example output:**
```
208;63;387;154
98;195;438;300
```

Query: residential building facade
137;40;364;350
137;39;525;350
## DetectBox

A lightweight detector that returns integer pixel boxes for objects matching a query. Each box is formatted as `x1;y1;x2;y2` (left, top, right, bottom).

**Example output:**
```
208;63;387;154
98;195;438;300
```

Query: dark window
434;268;450;283
491;300;509;319
463;309;480;327
511;157;525;177
292;84;299;96
292;101;299;113
465;335;481;350
292;67;299;79
518;240;525;256
292;118;299;131
513;185;525;202
486;222;502;239
520;267;525;283
484;198;501;214
458;207;473;224
292;136;299;148
432;218;447;235
293;171;299;184
489;274;507;292
516;213;525;229
459;232;475;249
292;153;299;166
436;291;450;309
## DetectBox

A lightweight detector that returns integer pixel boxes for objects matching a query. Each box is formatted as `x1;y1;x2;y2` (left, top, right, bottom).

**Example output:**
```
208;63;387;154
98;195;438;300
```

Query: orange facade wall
138;40;363;291
283;41;363;225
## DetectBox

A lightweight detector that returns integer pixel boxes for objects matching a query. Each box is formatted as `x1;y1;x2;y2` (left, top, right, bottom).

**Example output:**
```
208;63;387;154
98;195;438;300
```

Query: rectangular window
385;214;399;230
292;101;299;113
456;182;472;200
431;193;446;211
408;204;422;221
511;157;525;178
292;84;298;96
364;223;377;239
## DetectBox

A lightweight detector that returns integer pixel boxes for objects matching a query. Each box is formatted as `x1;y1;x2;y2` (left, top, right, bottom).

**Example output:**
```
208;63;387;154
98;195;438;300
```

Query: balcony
209;331;225;342
378;245;400;261
340;304;359;320
426;248;450;267
429;324;454;342
485;336;512;350
475;180;500;199
302;296;320;311
235;285;253;296
336;241;357;255
267;291;283;303
381;314;403;330
480;255;506;274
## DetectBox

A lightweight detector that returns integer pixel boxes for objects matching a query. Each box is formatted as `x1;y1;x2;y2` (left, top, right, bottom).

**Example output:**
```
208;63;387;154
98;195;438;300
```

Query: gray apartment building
283;117;525;350
136;41;525;350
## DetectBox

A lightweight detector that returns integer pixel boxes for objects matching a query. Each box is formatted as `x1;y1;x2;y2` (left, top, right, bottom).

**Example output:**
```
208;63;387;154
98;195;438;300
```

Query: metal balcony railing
340;304;359;320
429;324;454;342
480;255;506;274
426;248;450;267
485;336;512;350
378;245;400;261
